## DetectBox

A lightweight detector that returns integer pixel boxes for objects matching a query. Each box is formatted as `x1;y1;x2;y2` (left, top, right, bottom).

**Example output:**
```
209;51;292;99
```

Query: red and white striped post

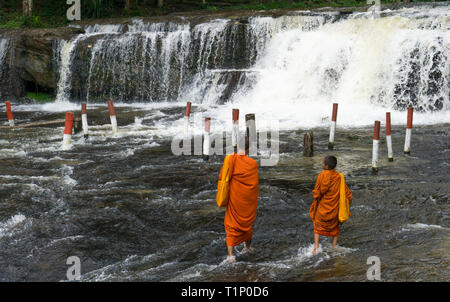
107;100;118;133
5;101;14;127
81;103;88;138
62;112;74;150
372;120;381;172
184;101;191;137
203;117;211;161
232;109;239;152
386;112;393;162
328;103;338;150
404;107;413;154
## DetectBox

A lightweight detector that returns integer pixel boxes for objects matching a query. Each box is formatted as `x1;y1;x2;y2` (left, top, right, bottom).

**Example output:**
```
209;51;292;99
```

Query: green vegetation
0;0;441;29
26;92;55;103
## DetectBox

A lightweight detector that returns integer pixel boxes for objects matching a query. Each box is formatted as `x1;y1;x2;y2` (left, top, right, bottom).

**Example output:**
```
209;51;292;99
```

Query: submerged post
386;112;393;162
328;103;338;150
372;120;380;173
184;102;191;137
245;114;256;156
203;117;211;161
81;103;88;138
62;112;74;151
5;101;14;127
232;109;239;153
404;107;413;154
303;131;314;157
107;100;118;133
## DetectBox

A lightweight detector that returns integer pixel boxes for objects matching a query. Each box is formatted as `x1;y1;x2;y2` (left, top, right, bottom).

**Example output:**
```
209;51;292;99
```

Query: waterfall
0;37;9;78
232;6;450;118
0;37;9;99
55;25;125;102
51;5;449;115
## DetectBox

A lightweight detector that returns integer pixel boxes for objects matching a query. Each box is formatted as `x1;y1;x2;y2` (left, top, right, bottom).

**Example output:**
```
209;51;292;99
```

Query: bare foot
226;256;236;263
312;248;317;255
242;247;254;254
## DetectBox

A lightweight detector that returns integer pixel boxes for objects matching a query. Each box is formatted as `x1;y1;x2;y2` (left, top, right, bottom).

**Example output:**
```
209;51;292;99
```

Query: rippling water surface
0;104;448;281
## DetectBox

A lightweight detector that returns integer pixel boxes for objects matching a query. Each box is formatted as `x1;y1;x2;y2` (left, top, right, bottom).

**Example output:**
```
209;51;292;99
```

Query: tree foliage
0;0;440;28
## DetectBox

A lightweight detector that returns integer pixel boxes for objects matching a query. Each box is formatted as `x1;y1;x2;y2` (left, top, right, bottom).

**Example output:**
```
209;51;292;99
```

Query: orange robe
219;154;259;247
311;169;352;237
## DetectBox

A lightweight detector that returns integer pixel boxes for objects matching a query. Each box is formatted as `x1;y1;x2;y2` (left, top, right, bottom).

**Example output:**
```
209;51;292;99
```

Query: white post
62;112;74;151
404;107;413;154
107;100;118;134
5;101;14;127
386;112;393;162
203;117;211;161
232;109;239;153
328;103;338;150
245;114;257;156
81;103;88;138
184;102;191;137
372;121;380;172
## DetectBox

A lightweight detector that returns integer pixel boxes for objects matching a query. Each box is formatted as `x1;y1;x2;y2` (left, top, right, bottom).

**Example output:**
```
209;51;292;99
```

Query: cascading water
0;37;9;95
1;5;449;282
224;6;450;129
55;25;125;102
0;37;8;74
53;5;449;128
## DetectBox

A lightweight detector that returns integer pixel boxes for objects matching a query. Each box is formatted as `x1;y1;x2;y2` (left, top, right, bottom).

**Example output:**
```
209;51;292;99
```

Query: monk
310;155;352;255
218;137;259;263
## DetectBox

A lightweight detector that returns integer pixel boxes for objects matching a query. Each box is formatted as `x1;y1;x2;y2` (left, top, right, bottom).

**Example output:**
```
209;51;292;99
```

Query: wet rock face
0;27;84;100
0;2;449;110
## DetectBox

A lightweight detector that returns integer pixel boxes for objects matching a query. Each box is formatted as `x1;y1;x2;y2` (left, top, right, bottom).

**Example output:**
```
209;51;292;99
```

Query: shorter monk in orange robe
218;138;259;263
310;155;352;255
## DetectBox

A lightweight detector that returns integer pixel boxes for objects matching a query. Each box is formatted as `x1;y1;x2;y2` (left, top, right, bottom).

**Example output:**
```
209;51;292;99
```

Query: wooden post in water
372;121;381;173
404;107;413;154
303;131;314;157
328;103;338;150
386;112;393;162
203;117;211;161
245;114;256;156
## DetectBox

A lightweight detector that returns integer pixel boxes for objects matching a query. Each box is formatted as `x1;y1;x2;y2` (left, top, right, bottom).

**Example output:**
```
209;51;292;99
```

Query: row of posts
3;100;415;170
327;102;414;172
187;101;416;170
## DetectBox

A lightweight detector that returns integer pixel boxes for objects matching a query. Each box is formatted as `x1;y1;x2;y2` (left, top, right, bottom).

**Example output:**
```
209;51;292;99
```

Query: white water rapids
47;5;449;134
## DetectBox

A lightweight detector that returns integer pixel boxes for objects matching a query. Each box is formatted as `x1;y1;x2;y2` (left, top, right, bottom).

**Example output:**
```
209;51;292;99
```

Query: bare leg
242;240;254;253
312;233;319;255
227;246;234;257
332;236;338;248
227;246;236;263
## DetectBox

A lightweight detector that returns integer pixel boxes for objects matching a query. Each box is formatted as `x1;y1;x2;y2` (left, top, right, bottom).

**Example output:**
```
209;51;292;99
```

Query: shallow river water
0;103;448;281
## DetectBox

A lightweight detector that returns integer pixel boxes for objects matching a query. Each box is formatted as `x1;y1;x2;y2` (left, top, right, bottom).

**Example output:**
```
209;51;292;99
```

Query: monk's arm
312;173;329;201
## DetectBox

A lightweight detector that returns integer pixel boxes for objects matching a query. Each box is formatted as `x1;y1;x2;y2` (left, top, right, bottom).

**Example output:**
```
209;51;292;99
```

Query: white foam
0;214;27;239
401;223;448;232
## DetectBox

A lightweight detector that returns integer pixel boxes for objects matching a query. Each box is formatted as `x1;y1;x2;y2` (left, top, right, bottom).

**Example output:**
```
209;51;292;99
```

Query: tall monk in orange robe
218;142;258;263
310;155;352;255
